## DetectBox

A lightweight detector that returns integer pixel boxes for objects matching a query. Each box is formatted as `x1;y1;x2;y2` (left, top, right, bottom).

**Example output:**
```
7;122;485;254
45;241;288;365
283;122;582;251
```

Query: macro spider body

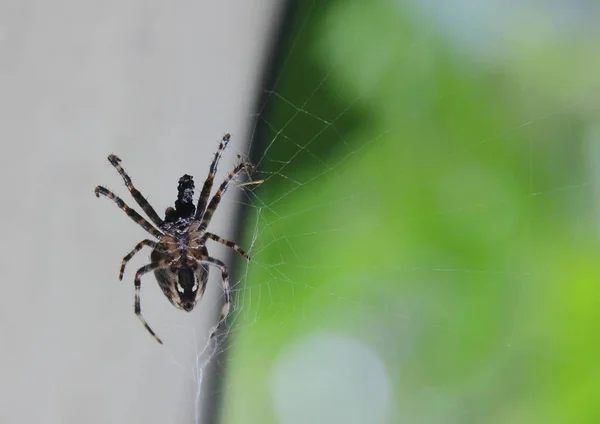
94;134;254;344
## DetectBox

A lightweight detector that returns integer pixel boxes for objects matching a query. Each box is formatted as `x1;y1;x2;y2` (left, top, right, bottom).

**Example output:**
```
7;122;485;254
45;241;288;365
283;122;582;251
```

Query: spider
94;134;254;344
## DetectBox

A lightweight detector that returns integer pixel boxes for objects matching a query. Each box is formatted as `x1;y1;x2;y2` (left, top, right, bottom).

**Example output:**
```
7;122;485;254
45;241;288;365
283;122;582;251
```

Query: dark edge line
199;1;297;423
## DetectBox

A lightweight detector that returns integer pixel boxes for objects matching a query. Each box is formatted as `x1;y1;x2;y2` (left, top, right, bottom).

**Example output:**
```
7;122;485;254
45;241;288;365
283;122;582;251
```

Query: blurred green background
223;1;600;423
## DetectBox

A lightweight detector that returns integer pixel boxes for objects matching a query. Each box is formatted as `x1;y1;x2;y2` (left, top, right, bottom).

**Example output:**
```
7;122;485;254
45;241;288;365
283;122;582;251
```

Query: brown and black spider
94;134;254;344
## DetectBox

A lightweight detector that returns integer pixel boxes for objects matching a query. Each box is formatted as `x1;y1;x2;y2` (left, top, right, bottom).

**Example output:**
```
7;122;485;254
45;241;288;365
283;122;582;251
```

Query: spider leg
95;186;163;238
119;239;157;280
198;162;255;233
194;134;231;220
203;232;250;260
196;255;231;339
134;260;172;344
194;133;231;220
107;155;165;228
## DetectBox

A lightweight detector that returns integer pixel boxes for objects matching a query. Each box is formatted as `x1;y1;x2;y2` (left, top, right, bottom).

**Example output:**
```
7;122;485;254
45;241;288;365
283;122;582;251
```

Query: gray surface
0;2;279;423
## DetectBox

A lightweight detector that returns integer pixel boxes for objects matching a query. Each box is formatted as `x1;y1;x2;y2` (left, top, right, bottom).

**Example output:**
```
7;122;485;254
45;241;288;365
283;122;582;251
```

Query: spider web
161;2;599;423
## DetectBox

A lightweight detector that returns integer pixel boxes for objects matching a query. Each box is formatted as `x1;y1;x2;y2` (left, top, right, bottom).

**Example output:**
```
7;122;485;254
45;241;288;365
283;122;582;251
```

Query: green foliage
224;2;600;423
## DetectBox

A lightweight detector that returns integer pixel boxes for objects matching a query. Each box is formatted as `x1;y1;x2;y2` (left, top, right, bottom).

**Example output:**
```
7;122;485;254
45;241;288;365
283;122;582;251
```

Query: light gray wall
0;2;280;423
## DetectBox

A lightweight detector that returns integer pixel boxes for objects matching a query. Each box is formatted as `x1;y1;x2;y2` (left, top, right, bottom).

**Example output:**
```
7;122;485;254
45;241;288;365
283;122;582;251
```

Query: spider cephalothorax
94;134;254;344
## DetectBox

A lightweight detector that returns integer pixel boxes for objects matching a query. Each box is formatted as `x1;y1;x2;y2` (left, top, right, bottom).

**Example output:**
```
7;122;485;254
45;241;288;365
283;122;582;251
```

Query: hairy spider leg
203;232;251;260
134;259;175;344
107;155;165;228
95;186;163;238
195;133;232;220
198;162;255;233
193;255;231;339
119;239;158;280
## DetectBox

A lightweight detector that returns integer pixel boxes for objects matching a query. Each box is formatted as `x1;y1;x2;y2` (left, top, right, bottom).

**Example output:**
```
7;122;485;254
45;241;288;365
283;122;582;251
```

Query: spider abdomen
153;264;209;311
151;243;209;312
